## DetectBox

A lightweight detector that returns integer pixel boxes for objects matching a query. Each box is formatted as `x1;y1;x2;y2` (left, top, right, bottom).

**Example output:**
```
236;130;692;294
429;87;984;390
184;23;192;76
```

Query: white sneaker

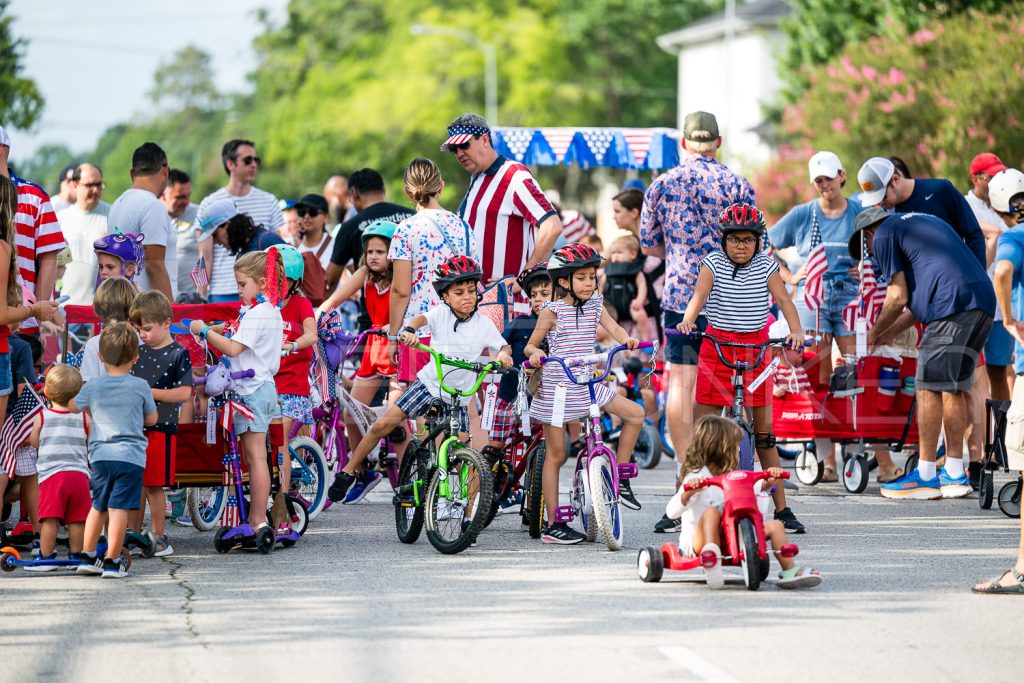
701;543;725;590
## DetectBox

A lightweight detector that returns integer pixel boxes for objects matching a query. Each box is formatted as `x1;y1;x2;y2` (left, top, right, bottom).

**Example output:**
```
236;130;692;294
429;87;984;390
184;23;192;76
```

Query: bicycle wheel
280;495;309;548
288;436;328;520
738;517;761;590
633;423;663;470
424;446;494;554
525;442;547;539
739;428;756;470
659;412;675;459
187;486;227;532
394;439;425;544
572;459;597;542
483;458;511;529
587;454;624;551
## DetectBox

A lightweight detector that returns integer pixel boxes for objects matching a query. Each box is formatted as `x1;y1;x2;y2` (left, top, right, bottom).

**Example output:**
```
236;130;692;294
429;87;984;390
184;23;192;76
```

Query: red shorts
396;336;431;383
356;332;398;379
143;430;177;487
695;325;772;408
38;471;92;523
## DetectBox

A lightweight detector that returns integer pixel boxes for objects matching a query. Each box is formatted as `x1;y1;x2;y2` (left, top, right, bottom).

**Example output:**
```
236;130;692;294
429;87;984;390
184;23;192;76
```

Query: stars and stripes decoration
191;257;209;290
802;209;828;312
0;385;44;479
842;252;888;332
492;127;680;169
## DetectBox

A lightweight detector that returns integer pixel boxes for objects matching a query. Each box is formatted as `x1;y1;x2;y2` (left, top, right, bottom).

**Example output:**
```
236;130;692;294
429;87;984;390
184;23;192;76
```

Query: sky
7;0;288;164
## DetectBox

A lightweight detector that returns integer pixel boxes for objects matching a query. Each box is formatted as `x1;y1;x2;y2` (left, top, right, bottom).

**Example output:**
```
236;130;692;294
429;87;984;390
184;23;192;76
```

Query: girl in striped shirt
676;205;807;533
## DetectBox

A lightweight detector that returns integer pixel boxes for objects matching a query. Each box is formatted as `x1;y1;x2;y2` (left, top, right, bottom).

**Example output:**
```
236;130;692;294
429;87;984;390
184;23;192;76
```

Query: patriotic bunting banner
492;127;681;170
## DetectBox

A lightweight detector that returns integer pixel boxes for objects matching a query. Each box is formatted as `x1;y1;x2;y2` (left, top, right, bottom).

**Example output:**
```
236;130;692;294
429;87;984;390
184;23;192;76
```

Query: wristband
402;326;416;336
199;325;211;340
291;341;298;354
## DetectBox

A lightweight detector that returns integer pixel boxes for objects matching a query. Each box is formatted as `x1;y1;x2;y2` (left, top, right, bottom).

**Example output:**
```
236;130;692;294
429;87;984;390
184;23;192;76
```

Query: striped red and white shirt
12;176;66;334
458;156;557;282
561;210;595;243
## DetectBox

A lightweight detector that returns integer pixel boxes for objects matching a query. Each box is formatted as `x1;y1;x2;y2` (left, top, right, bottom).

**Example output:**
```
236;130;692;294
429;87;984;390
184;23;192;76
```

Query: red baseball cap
970;152;1006;177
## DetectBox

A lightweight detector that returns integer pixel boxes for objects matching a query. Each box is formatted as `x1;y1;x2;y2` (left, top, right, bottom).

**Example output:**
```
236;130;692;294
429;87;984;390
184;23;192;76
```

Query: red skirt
695;325;772;408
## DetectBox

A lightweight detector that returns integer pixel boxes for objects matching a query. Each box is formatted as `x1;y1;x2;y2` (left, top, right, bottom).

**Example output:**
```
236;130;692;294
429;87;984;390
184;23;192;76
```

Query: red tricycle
637;470;798;591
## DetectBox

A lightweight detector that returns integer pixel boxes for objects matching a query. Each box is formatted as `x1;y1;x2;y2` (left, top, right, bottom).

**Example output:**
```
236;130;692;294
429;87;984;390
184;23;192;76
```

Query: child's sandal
777;565;822;589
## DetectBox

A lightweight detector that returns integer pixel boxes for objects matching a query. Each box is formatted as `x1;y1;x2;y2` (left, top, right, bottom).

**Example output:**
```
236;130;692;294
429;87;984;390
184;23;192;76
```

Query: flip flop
972;568;1024;595
877;468;905;484
777;566;822;589
821;467;838;483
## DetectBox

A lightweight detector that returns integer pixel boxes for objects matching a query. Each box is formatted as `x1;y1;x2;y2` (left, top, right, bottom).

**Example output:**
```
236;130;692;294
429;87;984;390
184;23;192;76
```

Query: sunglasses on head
296;207;321;218
237;155;261;166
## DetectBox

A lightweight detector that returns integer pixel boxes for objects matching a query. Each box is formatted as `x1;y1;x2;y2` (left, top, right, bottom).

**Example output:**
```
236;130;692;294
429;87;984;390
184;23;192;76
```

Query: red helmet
547;243;602;285
719;203;766;236
432;254;483;295
516;261;550;293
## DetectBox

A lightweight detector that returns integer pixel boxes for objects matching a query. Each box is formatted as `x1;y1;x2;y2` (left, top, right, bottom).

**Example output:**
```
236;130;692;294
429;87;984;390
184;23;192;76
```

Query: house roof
656;0;791;53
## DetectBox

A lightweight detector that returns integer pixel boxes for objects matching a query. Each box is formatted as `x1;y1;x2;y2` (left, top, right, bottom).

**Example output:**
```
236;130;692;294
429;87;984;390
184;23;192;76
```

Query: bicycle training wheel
394;439;425;544
424;446;494;554
187;486;227;532
588;455;624;551
288;436;328;520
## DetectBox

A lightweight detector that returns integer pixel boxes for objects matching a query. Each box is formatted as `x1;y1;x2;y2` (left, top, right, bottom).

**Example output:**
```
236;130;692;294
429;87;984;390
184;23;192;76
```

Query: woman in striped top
676;204;807;532
525;243;646;545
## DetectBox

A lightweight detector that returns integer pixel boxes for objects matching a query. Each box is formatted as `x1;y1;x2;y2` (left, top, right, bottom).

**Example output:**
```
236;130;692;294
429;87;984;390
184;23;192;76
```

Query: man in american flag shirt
444;113;563;284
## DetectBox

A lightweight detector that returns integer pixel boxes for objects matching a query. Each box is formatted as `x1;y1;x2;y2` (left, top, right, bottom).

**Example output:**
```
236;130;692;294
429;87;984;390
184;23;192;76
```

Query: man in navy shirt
857;156;985;267
848;207;994;501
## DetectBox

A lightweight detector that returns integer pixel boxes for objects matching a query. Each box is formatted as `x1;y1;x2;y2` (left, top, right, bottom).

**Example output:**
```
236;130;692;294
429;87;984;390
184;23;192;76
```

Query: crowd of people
0;106;1020;594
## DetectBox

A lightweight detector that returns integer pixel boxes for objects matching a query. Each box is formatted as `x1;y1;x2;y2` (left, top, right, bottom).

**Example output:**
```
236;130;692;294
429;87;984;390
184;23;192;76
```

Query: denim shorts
90;460;144;512
794;280;858;336
234;381;279;434
662;311;706;365
0;351;12;397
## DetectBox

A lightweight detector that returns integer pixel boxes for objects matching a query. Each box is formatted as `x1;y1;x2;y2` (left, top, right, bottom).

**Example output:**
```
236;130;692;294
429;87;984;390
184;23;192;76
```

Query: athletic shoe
939;467;972;499
24;553;58;572
880;469;941;500
773;507;806;534
497;490;524;515
327;471;356;503
541;523;586;545
343;470;384;504
619;479;641;510
653;513;682;534
102;555;129;579
76;553;104;576
174;515;194;527
701;543;725;589
153;534;174;557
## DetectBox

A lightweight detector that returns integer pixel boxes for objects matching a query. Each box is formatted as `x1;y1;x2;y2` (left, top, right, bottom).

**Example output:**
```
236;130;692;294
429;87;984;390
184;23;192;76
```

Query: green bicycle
393;342;508;554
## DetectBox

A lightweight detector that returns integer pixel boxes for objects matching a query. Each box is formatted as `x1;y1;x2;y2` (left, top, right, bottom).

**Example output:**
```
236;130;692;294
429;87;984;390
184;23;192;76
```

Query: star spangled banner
491;127;680;169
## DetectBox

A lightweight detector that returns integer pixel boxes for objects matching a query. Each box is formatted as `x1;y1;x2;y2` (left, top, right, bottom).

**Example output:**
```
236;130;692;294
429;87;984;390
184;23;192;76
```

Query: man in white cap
0;125;67;337
978;167;1024;594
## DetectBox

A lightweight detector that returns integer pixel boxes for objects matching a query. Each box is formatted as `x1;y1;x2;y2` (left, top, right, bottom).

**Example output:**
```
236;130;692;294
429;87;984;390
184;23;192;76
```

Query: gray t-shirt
173;203;200;297
74;373;156;468
108;187;177;298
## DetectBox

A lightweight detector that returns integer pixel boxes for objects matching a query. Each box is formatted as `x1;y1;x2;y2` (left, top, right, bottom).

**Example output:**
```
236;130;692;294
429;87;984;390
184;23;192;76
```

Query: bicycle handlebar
522;341;656;385
665;329;810;373
682;470;790;492
410;342;514;398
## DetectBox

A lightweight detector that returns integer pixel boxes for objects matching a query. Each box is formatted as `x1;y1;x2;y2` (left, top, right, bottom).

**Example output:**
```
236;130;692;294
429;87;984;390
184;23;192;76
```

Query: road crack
162;556;208;648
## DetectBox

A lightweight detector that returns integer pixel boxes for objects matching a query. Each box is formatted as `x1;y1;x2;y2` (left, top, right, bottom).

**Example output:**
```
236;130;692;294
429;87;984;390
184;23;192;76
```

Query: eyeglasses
238;155;261;166
447;136;479;153
725;236;757;246
80;182;105;190
296;208;321;218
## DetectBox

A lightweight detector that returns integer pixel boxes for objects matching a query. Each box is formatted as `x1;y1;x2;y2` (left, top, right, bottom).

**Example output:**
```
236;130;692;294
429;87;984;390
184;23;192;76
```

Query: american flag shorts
488;397;520;441
395;381;469;433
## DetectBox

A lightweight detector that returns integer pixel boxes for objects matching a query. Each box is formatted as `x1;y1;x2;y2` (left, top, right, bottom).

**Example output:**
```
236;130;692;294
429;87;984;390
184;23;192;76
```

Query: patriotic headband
441;124;490;150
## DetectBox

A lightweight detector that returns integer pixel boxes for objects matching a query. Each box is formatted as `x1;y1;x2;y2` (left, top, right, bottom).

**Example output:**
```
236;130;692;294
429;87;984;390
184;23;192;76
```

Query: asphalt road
2;460;1022;683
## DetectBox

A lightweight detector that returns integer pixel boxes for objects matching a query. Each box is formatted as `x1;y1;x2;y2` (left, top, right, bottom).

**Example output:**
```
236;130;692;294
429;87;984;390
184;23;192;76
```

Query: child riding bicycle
327;255;512;504
676;204;807;534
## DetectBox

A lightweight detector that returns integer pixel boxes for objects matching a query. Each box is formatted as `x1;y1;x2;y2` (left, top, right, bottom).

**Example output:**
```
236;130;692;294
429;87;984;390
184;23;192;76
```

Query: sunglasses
237;155;261;166
447;136;479;153
296;208;321;218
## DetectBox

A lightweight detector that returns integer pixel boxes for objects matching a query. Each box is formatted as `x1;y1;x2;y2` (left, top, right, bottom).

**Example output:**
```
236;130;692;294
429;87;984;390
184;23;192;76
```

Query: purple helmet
94;230;145;280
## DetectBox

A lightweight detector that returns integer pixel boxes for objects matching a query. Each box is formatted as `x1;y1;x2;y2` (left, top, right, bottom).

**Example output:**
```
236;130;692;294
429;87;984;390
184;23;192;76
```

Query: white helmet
989;168;1024;213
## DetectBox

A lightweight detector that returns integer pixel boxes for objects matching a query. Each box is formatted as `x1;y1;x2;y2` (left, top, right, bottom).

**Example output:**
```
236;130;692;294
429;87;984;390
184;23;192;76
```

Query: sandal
877;467;904;484
821;467;838;483
972;568;1024;595
777;566;822;589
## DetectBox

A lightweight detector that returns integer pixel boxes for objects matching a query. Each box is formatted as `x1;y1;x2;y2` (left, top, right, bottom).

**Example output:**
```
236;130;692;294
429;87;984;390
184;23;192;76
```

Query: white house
656;0;790;173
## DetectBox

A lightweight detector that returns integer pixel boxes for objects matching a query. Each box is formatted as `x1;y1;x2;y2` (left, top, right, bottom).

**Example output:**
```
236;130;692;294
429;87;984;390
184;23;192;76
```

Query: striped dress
701;251;778;331
530;295;617;424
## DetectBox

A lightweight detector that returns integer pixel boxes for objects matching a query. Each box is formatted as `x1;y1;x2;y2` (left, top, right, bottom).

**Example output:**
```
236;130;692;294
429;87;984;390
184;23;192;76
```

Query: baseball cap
808;151;843;183
622;178;646;192
441;113;490;151
0;125;9;147
295;193;328;213
988;168;1024;213
847;206;891;260
857;157;895;206
969;152;1006;178
683;111;719;141
58;163;77;185
197;198;239;242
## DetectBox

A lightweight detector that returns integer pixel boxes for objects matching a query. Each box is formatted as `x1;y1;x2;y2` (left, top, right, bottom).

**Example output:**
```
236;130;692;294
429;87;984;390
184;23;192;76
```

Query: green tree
148;45;224;114
15;143;75;195
0;0;44;129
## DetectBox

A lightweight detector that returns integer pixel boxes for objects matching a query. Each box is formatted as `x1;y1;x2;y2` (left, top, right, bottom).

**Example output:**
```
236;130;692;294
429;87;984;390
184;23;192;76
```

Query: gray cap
857;157;895;206
683;111;719;141
848;207;891;260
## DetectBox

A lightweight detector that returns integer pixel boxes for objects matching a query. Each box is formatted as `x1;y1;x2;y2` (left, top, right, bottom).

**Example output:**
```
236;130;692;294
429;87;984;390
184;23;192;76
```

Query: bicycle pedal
617;463;639;479
553;505;575;524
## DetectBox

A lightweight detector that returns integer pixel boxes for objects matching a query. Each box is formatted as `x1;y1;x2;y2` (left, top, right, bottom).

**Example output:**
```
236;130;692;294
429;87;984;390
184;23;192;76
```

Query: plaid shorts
488;397;522;442
279;393;314;425
15;445;37;477
395;380;469;433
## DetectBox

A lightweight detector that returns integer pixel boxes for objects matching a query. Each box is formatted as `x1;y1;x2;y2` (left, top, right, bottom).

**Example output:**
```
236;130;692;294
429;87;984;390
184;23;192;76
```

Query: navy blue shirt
498;313;538;403
896;178;985;267
872;212;995;324
245;228;286;254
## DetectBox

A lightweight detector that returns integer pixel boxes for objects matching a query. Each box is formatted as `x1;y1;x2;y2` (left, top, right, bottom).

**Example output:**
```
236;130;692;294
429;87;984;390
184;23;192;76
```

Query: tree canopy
0;0;44;130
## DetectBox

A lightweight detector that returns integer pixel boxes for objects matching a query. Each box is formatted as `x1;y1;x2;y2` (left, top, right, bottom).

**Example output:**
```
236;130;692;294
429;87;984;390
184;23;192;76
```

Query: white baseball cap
0;125;10;147
857;157;895;206
808;151;843;183
768;318;790;339
989;168;1024;213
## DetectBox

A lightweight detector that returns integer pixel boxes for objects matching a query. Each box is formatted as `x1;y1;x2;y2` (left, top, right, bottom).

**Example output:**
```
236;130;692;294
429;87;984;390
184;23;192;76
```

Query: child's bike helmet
93;229;145;281
361;220;398;248
547;243;602;308
432;254;483;295
516;261;550;294
719;203;766;271
273;244;305;282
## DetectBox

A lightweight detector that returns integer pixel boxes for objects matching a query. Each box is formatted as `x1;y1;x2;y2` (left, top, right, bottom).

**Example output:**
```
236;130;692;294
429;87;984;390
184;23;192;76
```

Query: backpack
300;238;331;306
603;258;645;321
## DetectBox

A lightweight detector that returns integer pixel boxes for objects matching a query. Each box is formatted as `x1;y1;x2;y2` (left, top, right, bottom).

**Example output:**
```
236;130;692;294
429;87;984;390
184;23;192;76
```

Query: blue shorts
0;351;12;397
984;320;1014;367
663;311;706;365
794;280;858;337
234;381;279;434
90;460;144;512
279;393;313;425
395;380;470;433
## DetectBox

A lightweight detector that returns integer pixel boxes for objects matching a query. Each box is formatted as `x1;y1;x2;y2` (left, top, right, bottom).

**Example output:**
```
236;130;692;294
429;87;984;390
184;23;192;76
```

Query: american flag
802;209;827;311
191;257;209;289
0;385;44;479
842;258;888;332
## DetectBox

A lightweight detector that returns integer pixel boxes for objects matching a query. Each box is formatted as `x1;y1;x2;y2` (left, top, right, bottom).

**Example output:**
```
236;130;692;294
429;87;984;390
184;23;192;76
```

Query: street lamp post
410;24;498;126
